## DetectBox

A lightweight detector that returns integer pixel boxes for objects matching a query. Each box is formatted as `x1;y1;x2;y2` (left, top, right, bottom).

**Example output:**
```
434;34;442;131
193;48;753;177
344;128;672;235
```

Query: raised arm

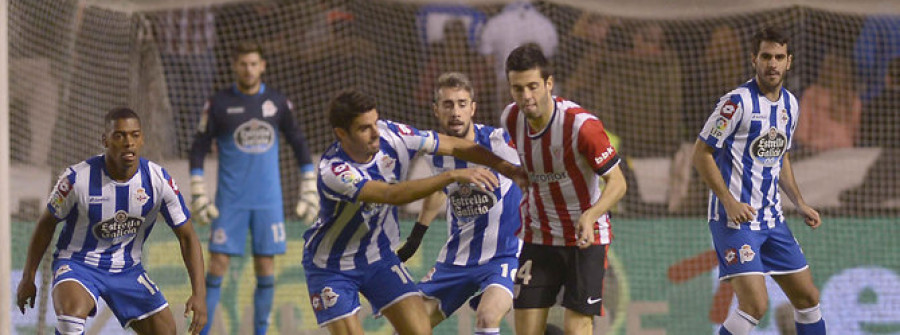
434;134;527;188
173;221;208;334
357;167;496;206
16;209;61;313
692;139;756;224
778;153;821;229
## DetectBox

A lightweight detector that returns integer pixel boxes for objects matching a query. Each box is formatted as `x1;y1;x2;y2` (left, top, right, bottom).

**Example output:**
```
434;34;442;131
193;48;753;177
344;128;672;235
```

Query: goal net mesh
8;0;900;334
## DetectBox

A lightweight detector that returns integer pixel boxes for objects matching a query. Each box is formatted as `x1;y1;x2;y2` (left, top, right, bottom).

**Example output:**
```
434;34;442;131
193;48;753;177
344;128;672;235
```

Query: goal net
7;0;900;334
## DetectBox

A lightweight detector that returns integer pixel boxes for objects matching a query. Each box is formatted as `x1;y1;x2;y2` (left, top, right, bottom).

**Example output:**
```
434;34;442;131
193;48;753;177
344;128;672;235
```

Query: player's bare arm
778;153;821;229
434;134;528;188
398;191;447;262
358;167;497;206
576;165;627;249
173;220;208;334
692;139;757;224
16;209;61;313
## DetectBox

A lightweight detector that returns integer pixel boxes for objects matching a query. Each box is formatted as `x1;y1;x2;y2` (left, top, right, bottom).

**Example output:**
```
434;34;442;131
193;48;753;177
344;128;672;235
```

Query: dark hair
434;72;475;103
329;89;377;130
104;107;141;128
751;26;791;56
233;41;264;61
505;43;553;81
888;57;900;87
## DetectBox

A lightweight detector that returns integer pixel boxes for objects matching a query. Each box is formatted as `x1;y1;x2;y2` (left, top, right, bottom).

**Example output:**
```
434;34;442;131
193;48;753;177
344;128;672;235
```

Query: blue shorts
709;220;808;280
303;254;422;326
209;206;286;256
51;259;169;328
418;256;516;317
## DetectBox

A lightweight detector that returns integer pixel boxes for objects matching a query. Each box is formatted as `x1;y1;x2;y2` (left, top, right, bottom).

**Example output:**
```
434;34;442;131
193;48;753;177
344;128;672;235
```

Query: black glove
397;222;428;262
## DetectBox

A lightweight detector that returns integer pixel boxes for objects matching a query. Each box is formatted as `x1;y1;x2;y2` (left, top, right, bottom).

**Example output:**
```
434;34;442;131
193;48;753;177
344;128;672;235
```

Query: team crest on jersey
377;155;396;173
93;210;144;242
448;182;496;222
133;187;149;206
551;146;563;160
234;118;276;153
311;287;340;311
262;100;277;117
739;244;755;264
749;127;787;166
724;248;738;265
54;265;72;279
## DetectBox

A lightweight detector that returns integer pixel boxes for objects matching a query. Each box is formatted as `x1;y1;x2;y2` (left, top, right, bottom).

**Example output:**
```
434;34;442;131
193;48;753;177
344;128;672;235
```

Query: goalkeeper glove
190;175;218;225
397;222;429;262
295;171;319;225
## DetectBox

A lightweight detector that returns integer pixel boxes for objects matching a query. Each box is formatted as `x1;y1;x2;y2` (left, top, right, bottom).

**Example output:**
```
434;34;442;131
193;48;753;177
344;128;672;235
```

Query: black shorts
513;243;608;316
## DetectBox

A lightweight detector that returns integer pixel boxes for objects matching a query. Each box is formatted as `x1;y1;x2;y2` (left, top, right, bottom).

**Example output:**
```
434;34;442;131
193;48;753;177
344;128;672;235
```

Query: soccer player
396;72;522;335
189;41;317;335
302;89;526;335
501;43;627;335
16;107;207;335
692;27;826;335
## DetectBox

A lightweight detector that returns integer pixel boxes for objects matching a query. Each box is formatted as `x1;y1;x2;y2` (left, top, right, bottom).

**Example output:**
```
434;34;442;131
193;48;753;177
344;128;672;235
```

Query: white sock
57;315;86;335
722;309;759;335
794;304;822;324
474;327;500;335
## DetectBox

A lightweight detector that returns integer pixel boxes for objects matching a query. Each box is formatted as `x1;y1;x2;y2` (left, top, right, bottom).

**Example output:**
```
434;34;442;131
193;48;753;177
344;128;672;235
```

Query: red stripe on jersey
562;111;594;245
522;125;552;244
540;125;575;245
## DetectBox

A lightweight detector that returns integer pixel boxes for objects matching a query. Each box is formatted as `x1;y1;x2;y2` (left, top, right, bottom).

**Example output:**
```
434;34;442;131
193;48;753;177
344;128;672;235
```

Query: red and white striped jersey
501;97;621;246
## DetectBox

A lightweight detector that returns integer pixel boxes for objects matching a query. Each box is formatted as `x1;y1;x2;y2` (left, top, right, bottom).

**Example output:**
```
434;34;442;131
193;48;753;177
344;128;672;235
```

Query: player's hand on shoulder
448;167;499;191
15;279;37;314
295;171;319;226
190;175;218;226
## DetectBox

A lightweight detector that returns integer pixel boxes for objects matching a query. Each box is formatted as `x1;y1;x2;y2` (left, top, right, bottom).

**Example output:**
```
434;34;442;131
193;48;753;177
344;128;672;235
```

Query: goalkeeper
189;41;317;335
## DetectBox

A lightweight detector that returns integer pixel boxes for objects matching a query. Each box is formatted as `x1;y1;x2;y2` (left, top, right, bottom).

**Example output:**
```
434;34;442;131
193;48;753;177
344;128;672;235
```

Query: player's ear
546;75;554;92
333;127;348;141
260;59;267;74
786;54;793;71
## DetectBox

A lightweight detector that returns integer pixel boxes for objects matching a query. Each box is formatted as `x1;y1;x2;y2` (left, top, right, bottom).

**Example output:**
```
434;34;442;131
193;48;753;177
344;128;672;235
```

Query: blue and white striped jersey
46;155;190;273
698;79;800;230
302;120;439;271
427;124;522;267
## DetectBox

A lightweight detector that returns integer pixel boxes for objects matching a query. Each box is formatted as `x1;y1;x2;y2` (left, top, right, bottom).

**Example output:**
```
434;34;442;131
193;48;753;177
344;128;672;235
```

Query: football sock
795;304;826;335
254;275;276;335
474;327;500;335
56;315;85;335
199;274;223;335
720;309;758;335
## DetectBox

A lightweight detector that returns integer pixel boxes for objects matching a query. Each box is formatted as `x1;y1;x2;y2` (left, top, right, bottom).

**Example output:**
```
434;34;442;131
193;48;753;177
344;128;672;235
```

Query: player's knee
791;286;821;309
475;307;505;328
56;315;86;335
739;303;768;320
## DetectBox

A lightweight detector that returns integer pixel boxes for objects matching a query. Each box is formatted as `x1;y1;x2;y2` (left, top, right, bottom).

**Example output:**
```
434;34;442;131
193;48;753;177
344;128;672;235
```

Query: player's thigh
728;274;769;316
561;244;606;316
101;266;170;328
563;308;594;335
303;265;363;327
129;306;176;335
476;285;514;327
381;295;431;335
709;221;767;280
417;263;479;318
250;207;286;256
761;222;809;275
514;243;566;309
208;207;251;256
359;256;422;316
772;268;820;309
51;261;100;318
325;314;364;335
